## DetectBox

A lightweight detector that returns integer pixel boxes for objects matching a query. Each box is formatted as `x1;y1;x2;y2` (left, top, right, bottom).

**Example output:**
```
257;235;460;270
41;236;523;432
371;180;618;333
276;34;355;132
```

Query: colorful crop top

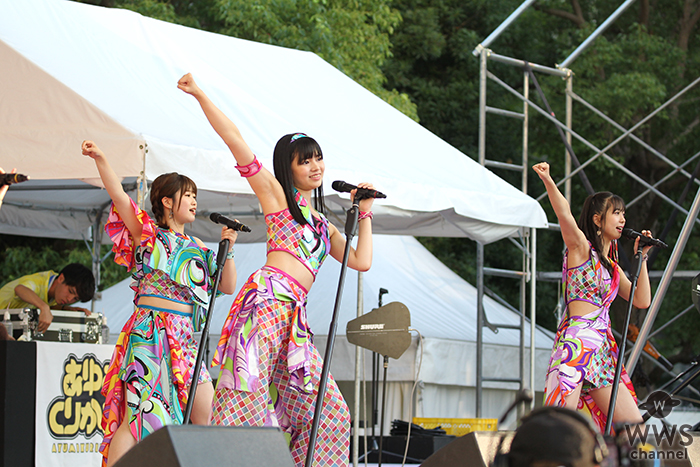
563;244;620;308
266;190;331;277
105;198;218;330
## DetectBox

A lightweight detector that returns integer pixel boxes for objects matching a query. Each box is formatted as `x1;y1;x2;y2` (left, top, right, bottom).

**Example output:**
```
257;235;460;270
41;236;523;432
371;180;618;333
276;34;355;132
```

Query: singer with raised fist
533;162;653;433
82;140;238;467
179;73;375;467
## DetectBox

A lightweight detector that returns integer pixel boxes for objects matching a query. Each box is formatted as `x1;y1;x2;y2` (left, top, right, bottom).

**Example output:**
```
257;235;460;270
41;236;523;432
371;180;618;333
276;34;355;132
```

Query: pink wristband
235;156;262;177
358;211;373;221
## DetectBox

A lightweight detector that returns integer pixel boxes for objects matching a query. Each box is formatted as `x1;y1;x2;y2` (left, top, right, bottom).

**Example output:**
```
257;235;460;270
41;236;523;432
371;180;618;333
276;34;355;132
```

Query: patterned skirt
99;305;211;466
543;306;635;432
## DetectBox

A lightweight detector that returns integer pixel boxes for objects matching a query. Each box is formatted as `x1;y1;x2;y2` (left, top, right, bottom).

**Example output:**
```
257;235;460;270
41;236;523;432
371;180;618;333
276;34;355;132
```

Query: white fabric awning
0;0;547;244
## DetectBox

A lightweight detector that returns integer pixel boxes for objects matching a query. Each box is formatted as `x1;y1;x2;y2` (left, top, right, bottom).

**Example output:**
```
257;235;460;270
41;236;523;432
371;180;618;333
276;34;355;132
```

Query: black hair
59;263;95;302
577;191;625;275
150;172;197;228
272;133;326;226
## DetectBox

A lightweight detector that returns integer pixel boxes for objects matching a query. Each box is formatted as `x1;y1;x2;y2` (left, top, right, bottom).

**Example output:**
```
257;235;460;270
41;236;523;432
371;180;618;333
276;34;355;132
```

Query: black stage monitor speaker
113;425;295;467
421;431;515;467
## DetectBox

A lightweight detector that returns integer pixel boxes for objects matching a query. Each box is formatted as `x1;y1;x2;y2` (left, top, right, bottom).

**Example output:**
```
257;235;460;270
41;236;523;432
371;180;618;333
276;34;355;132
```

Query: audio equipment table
6;308;104;343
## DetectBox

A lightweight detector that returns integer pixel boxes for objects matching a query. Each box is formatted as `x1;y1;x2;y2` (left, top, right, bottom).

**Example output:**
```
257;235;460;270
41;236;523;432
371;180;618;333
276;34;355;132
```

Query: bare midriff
138;295;193;315
567;300;599;318
265;250;316;292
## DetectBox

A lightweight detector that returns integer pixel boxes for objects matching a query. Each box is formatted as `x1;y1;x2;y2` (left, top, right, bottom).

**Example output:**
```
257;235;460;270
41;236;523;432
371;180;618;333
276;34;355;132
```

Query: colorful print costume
543;244;636;432
212;190;350;467
99;199;218;466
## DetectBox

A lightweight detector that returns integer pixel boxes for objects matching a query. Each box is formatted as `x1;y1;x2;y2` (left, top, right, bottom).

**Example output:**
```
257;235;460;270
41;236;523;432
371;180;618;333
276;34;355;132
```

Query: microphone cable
359;328;425;467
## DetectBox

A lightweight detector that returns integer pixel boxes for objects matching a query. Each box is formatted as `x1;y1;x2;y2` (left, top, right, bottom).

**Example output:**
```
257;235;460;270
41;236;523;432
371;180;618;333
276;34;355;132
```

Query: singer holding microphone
179;73;375;466
534;162;653;433
82;141;239;467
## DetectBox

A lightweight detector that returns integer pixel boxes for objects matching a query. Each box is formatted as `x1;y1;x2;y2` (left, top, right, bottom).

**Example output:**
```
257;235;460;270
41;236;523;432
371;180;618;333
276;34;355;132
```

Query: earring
168;209;173;220
596;229;601;236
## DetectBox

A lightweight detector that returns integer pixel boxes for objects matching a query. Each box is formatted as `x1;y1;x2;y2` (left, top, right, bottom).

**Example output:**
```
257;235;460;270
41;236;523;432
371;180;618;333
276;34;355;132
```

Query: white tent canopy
91;235;555;429
0;0;547;244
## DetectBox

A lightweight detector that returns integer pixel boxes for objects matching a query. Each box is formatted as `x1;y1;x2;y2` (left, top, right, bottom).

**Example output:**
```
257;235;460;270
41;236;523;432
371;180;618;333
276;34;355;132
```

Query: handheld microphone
0;173;29;186
621;228;668;249
209;212;251;232
331;180;387;199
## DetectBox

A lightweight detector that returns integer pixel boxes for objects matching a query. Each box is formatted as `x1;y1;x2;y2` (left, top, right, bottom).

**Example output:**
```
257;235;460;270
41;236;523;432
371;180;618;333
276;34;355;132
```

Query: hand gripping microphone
0;173;29;186
331;180;386;199
209;212;251;232
621;228;668;249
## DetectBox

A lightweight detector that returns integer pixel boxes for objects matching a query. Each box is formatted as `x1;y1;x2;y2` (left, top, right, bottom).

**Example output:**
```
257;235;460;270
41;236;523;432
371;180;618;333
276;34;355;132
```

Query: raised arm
533;163;588;257
177;73;285;214
82;140;143;240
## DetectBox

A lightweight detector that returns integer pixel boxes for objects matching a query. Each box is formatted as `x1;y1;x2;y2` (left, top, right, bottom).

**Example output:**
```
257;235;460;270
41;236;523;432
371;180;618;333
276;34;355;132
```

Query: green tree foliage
0;235;129;293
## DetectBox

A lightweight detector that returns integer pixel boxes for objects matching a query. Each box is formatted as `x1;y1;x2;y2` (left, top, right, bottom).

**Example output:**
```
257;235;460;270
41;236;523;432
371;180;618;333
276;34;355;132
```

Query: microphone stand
359;288;388;463
605;250;643;436
305;199;360;467
183;238;230;424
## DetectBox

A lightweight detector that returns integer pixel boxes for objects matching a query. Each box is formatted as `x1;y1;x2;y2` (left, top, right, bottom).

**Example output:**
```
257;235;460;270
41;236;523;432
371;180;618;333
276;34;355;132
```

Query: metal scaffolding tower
472;0;700;419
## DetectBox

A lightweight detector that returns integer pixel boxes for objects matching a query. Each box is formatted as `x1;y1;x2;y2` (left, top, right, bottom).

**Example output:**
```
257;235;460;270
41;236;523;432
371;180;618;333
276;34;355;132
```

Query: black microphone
0;173;29;186
209;212;251;232
621;228;668;249
331;180;387;199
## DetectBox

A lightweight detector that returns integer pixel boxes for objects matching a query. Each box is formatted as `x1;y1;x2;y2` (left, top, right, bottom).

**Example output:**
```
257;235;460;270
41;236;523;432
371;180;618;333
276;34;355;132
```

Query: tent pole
137;142;147;209
518;67;530;417
475;46;487;419
476;241;484;418
519;231;525;397
529;227;537;409
90;208;103;314
352;271;363;467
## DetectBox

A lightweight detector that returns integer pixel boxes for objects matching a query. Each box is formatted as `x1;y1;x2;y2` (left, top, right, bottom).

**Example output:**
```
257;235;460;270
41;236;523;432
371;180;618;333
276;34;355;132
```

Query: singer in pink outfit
533;162;652;433
179;73;376;467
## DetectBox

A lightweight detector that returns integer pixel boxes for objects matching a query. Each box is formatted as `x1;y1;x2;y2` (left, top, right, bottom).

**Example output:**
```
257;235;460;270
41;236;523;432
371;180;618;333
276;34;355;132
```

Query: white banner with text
35;341;114;467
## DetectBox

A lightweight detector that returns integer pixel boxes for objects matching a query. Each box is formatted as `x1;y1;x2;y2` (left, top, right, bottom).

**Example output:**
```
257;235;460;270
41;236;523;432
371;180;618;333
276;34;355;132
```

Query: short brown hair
150;173;197;228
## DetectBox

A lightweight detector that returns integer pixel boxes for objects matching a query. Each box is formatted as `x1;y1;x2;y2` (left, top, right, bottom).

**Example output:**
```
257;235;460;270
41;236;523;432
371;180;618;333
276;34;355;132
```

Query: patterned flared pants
212;294;350;466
